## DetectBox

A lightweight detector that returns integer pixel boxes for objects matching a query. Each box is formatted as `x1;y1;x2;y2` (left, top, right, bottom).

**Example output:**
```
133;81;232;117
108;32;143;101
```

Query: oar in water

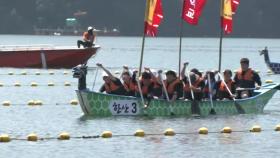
186;70;200;116
217;73;245;114
207;74;216;115
158;71;174;116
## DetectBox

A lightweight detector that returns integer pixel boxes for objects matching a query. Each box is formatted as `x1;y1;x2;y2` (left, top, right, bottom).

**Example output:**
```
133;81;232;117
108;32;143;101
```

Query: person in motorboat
202;71;217;99
97;63;126;95
77;26;96;48
181;62;205;101
234;58;262;98
121;65;137;96
215;69;236;100
159;70;183;101
135;71;155;99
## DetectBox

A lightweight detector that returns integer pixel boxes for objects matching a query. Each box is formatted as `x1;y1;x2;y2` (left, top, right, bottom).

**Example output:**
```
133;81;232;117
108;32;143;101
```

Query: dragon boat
73;64;280;117
260;47;280;74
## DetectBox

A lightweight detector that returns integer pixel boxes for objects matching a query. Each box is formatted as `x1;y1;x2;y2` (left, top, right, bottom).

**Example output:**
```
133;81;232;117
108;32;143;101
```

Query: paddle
91;67;99;91
186;70;200;116
135;76;148;110
158;71;174;116
217;73;245;114
207;73;216;115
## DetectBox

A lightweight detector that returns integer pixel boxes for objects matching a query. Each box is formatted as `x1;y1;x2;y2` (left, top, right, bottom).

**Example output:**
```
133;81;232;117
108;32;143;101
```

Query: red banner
144;0;163;36
221;0;240;34
182;0;207;25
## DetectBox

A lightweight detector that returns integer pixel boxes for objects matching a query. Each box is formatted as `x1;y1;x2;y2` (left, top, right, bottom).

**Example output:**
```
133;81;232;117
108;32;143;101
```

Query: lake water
0;35;280;158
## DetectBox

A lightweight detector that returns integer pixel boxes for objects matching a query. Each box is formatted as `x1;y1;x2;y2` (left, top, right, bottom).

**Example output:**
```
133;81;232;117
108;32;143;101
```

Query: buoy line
0;81;75;87
1;99;79;106
1;125;280;142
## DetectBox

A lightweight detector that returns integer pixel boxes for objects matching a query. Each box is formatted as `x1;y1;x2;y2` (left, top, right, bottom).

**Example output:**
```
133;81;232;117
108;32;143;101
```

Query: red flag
182;0;207;25
221;0;240;34
144;0;163;36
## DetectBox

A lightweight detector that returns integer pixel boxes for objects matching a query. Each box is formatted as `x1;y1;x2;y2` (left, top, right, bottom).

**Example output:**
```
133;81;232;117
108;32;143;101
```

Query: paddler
144;67;162;98
161;70;183;101
121;65;137;96
215;69;236;100
77;26;96;48
97;63;126;95
203;71;217;99
135;71;155;99
234;58;262;98
181;62;205;101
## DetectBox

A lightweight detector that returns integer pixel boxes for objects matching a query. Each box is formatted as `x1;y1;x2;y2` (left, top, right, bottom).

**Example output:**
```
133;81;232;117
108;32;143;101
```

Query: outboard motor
73;64;88;90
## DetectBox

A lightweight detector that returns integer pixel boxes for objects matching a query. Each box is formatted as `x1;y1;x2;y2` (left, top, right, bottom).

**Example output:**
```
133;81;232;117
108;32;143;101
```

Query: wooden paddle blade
191;100;201;115
209;108;216;115
234;102;245;114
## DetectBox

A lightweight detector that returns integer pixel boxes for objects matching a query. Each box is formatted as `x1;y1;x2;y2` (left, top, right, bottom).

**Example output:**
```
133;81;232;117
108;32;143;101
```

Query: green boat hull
76;83;279;117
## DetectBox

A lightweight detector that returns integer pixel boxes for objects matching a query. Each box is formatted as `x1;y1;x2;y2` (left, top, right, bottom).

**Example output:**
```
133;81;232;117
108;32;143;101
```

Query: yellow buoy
134;129;145;137
30;82;38;87
48;82;55;86
27;133;38;141
2;101;11;106
267;70;272;74
34;100;43;106
101;131;112;138
21;71;27;75
275;124;280;131
0;134;11;142
198;127;208;134
35;72;40;75
63;71;69;75
250;125;261;132
58;132;70;140
64;82;71;86
8;72;14;75
0;82;3;87
49;71;54;75
265;80;273;84
221;127;232;133
70;99;78;105
14;82;21;87
164;128;175;136
27;100;35;106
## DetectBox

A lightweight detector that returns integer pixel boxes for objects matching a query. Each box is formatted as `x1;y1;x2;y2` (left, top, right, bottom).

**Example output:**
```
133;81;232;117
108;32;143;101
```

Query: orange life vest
104;81;121;93
123;80;136;92
135;80;152;96
83;32;95;41
237;68;254;81
219;79;234;92
164;79;181;94
184;78;202;92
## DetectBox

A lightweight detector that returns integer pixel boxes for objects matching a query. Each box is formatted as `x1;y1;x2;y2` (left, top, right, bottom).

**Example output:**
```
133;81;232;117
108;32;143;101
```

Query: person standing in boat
181;62;205;101
77;26;96;48
121;65;137;96
234;58;262;98
215;69;236;100
97;63;126;95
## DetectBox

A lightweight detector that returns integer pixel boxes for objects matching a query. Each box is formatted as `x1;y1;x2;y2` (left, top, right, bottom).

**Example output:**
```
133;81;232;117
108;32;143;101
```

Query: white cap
88;26;94;31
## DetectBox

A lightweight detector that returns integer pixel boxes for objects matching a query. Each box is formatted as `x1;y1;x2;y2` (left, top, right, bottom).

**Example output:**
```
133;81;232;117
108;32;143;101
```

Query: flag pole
138;33;146;77
218;0;224;72
178;18;184;79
